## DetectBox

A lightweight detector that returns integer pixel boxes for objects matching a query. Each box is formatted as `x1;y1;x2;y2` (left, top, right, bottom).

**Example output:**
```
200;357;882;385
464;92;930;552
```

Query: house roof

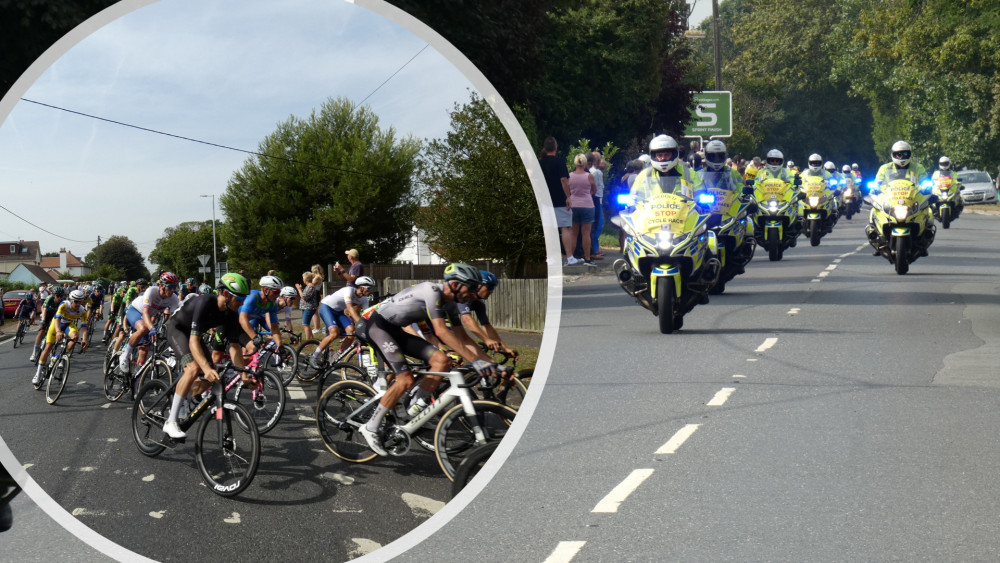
0;240;41;259
40;250;87;269
12;264;58;286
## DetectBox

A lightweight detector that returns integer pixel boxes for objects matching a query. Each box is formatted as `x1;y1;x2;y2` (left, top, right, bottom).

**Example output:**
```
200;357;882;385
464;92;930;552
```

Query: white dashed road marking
401;493;445;518
654;424;701;455
755;338;778;352
706;388;736;406
224;512;241;524
592;469;655;513
348;538;382;558
544;541;587;563
788;308;800;315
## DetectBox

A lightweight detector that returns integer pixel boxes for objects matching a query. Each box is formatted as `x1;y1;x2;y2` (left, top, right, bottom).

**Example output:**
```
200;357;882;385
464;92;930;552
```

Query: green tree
220;97;421;277
149;221;222;282
84;235;147;281
416;93;544;277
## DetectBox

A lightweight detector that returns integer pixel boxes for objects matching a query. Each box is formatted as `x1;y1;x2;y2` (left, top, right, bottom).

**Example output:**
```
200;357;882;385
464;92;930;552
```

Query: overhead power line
0;203;97;243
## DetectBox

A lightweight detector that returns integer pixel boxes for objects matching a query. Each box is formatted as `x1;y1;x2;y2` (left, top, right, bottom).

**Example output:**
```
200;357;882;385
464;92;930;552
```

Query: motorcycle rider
800;154;838;230
630;134;704;202
931;155;964;218
698;140;745;223
870;140;934;256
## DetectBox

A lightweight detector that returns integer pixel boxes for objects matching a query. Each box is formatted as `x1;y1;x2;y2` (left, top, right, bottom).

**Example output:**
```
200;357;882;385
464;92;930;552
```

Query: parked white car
957;170;997;205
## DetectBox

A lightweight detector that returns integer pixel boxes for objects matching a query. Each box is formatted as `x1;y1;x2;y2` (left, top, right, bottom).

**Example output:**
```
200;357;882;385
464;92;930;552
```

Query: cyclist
309;276;376;368
108;280;144;350
103;282;127;344
30;286;64;363
181;277;198;300
458;270;517;360
275;286;298;334
356;263;498;456
161;273;253;439
117;273;179;375
12;291;36;339
86;282;105;334
237;275;284;355
31;289;89;386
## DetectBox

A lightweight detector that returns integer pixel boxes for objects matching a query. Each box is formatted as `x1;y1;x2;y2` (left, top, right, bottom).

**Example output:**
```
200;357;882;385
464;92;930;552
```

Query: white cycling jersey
130;286;180;315
320;286;369;312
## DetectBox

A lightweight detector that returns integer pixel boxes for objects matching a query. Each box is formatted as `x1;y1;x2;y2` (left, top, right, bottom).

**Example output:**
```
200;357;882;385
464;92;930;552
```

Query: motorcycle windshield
629;192;699;235
934;176;955;195
880;178;918;207
755;178;792;202
703;187;738;216
801;175;827;197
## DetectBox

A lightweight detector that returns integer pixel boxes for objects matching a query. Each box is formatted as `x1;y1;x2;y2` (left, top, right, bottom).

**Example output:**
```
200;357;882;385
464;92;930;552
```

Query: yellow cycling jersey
53;302;90;329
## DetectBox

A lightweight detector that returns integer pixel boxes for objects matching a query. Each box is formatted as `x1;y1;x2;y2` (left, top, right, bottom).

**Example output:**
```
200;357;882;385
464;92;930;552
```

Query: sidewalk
561;243;623;277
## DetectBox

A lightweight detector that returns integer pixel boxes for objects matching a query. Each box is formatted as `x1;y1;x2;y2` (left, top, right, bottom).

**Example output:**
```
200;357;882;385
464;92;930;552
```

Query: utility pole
712;0;722;90
96;235;101;280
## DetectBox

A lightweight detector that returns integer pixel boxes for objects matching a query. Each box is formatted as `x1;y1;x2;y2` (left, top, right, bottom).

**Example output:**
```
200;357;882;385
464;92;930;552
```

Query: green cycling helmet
220;272;251;296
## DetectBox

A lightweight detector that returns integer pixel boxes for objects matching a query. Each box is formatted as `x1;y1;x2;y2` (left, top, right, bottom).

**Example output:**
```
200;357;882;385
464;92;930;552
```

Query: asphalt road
395;211;1000;561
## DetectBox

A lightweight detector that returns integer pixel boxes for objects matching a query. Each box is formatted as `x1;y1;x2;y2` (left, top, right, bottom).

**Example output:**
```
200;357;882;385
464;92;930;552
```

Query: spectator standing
589;152;606;259
567;153;597;266
539;137;575;261
335;249;364;287
686;140;703;171
296;271;323;340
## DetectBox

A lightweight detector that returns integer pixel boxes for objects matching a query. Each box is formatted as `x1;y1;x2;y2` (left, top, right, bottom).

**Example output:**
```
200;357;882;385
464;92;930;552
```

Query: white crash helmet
703;140;727;171
786;160;795;168
807;154;823;172
824;161;837;173
648;134;680;173
637;154;652;168
891;140;912;167
938;156;951;170
765;149;784;174
259;275;283;290
851;163;859;171
841;164;851;174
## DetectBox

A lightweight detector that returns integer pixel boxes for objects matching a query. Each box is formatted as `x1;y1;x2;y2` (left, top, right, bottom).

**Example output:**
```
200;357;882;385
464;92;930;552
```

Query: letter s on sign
696;103;718;127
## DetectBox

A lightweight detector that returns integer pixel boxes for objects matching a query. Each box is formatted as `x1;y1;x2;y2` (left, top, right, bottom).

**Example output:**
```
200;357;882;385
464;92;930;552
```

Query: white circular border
0;1;564;561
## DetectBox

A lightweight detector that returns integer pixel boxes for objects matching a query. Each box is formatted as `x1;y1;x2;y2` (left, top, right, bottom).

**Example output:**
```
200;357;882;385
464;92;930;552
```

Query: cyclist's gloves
472;359;498;377
148;327;157;337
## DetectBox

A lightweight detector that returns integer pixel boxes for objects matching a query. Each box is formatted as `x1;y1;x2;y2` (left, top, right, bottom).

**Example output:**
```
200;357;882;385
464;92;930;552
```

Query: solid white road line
592;469;656;513
755;338;778;352
654;423;701;454
706;387;736;406
544;541;587;563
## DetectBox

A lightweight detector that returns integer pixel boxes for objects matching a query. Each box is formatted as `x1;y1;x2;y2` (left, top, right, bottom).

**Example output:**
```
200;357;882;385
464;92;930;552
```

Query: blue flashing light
697;193;716;205
617;193;636;207
920;179;933;194
867;181;876;190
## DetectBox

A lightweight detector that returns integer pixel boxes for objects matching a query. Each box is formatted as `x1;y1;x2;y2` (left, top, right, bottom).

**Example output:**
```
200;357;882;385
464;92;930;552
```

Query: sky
0;0;479;272
688;0;715;28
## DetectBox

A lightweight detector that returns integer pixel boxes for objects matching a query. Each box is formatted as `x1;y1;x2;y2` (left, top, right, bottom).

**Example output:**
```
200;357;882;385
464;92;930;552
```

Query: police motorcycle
752;174;803;262
798;173;839;247
840;165;862;219
612;190;721;334
930;158;963;229
703;181;756;294
865;176;937;275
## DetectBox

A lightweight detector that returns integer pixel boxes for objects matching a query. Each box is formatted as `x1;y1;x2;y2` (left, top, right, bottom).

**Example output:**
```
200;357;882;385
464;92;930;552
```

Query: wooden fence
381;278;547;333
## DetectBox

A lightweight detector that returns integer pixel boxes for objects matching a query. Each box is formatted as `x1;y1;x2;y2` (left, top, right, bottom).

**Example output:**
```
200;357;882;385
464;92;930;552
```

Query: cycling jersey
16;297;36;319
371;282;455;327
129;286;180;316
321;286;370;313
238;290;278;327
457;299;490;326
89;291;104;308
166;294;242;367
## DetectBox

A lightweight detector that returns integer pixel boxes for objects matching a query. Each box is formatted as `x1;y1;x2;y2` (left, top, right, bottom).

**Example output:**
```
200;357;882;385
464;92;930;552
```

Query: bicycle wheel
295;339;321;381
316;380;379;463
103;369;128;402
136;359;174;391
45;358;70;405
450;441;500;499
434;401;516;481
131;379;170;457
271;344;297;386
316;361;368;397
232;369;285;436
484;377;528;411
195;402;260;497
13;321;25;347
103;342;120;376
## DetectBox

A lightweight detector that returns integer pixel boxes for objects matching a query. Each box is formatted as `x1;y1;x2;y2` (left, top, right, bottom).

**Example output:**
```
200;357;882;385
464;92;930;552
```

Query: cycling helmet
765;149;784;174
703;140;727;171
648;134;680;173
938;156;951;170
279;286;298;298
198;284;213;295
808;154;823;172
68;289;86;301
354;276;376;289
259;275;282;290
220;272;251;296
186;277;196;285
443;263;483;289
52;286;65;296
479;270;498;291
159;272;179;286
891;140;912;167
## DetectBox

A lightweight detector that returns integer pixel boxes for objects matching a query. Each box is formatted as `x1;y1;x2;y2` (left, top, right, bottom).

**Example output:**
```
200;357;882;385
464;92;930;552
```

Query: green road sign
685;91;732;138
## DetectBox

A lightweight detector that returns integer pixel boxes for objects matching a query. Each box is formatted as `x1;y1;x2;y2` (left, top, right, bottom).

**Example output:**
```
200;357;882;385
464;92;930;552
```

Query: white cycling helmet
279;286;297;298
808;154;823;172
259;275;283;290
891;140;912;167
938;156;951;170
648;134;680;173
703;140;727;171
355;276;376;288
765;149;784;174
69;289;86;301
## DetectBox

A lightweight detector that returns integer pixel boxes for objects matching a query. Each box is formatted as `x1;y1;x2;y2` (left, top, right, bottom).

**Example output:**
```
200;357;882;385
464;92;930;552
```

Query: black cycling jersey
168;294;239;339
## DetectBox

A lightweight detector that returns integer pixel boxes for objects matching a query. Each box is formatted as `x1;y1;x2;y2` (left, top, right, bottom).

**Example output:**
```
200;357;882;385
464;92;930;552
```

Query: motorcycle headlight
892;205;908;220
808;196;820;207
768;200;779;211
656;230;673;250
843;187;853;197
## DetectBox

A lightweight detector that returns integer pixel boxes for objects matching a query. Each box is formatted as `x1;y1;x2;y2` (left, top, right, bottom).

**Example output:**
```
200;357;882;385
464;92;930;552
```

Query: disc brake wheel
316;380;379;463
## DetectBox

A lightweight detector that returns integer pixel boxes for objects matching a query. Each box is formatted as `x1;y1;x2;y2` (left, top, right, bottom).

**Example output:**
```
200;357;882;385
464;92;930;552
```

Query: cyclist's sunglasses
164;283;178;290
231;293;247;304
71;299;83;305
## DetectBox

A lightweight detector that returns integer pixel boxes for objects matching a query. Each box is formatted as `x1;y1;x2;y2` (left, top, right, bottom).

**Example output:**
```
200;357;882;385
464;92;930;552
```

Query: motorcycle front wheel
768;245;783;262
893;236;909;275
809;219;822;246
656;277;679;334
942;207;951;229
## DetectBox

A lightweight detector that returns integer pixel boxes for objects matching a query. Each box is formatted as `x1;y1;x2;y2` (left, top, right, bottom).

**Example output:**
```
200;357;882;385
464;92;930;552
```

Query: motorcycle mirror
742;186;755;196
793;176;802;186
